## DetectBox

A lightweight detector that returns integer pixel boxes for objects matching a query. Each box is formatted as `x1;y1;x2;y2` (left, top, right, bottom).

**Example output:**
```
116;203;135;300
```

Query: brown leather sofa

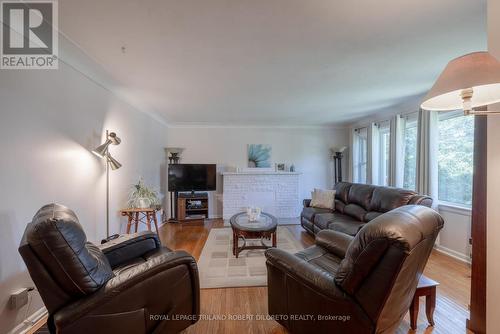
301;182;433;236
18;203;200;334
266;205;443;334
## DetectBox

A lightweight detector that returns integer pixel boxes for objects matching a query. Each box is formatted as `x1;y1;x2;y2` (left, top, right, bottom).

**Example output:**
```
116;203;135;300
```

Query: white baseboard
434;245;471;264
8;306;47;334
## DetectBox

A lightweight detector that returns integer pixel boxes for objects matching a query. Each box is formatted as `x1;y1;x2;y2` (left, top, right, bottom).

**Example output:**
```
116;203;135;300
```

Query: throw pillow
310;188;336;210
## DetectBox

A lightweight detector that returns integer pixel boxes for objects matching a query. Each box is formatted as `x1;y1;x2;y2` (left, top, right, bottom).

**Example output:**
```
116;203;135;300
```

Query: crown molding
166;122;349;130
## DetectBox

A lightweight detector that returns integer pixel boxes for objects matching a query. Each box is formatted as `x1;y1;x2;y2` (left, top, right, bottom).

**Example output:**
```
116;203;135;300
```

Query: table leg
134;212;139;232
232;232;234;255
235;232;238;257
152;211;160;234
233;232;238;258
409;295;419;330
426;287;436;326
126;214;132;234
146;212;152;231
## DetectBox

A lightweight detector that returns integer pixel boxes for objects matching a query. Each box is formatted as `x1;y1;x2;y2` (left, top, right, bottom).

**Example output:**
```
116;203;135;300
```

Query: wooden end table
120;208;160;234
409;275;439;330
229;212;278;258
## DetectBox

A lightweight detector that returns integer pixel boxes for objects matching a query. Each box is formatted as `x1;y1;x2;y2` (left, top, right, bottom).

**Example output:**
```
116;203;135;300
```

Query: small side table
409;275;439;330
120;208;160;234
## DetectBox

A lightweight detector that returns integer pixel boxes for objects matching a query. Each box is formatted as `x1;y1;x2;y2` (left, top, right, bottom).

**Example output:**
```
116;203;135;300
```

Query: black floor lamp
92;130;122;238
165;147;184;222
331;146;347;185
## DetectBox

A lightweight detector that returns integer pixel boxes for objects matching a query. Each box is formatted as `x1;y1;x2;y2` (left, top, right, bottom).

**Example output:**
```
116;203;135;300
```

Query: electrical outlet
9;288;29;310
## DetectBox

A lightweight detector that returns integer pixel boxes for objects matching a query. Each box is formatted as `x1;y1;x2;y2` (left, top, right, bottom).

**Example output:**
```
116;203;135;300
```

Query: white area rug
198;226;304;289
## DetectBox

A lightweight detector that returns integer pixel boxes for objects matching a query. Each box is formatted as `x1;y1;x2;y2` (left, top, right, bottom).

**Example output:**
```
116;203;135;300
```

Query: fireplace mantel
222;172;301;219
221;171;301;175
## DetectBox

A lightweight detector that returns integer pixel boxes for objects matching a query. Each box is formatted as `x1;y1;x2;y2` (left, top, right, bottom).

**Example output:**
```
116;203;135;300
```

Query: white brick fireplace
222;172;301;219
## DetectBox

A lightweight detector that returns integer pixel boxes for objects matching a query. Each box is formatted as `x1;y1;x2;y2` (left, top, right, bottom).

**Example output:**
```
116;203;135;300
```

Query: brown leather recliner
266;205;443;334
18;203;200;334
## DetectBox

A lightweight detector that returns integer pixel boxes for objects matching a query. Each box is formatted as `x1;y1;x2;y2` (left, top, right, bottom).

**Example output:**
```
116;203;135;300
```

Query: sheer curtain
416;109;439;208
391;115;405;187
369;122;379;185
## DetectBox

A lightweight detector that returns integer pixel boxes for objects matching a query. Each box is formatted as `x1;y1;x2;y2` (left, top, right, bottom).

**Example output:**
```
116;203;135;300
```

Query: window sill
438;202;472;216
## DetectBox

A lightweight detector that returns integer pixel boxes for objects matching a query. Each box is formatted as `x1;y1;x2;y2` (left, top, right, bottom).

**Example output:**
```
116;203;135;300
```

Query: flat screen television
168;164;217;192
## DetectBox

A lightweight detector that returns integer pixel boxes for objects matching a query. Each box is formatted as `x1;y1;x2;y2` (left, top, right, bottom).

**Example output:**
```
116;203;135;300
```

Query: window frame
353;127;368;183
402;112;419;191
436;110;474;207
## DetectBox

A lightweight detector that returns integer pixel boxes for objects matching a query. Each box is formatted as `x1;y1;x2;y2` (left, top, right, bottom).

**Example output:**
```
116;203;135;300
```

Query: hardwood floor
159;219;472;334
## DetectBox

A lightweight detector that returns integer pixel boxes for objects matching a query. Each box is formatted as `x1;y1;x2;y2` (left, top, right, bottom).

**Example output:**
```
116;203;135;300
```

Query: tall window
353;127;368;183
403;113;418;190
437;111;474;206
376;121;390;186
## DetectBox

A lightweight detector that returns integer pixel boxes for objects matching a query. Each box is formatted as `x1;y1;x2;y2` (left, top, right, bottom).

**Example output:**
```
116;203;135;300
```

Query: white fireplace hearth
222;171;301;219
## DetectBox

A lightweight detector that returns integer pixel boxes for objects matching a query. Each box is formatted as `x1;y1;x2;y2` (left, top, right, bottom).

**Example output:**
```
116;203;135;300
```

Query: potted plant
128;178;161;209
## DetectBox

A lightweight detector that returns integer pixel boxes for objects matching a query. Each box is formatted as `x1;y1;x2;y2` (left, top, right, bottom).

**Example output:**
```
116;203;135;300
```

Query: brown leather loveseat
19;203;200;334
266;205;444;333
301;182;433;236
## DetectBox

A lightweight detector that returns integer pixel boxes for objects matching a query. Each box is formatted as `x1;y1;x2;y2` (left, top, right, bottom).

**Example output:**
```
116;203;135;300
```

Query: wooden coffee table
229;212;278;258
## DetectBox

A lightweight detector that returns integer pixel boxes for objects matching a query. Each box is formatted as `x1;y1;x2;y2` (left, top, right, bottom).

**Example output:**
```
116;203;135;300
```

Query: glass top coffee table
229;212;278;258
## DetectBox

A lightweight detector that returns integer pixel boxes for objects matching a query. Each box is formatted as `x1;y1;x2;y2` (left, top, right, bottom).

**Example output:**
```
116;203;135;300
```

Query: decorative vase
136;197;151;209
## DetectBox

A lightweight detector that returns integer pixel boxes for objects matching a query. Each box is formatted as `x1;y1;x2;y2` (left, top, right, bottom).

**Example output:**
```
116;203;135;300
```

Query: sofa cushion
365;211;383;222
369;187;417;212
334;182;352;203
314;213;336;230
327;213;365;236
348;184;376;210
295;246;342;274
26;203;114;297
344;204;367;221
334;199;346;213
301;206;332;221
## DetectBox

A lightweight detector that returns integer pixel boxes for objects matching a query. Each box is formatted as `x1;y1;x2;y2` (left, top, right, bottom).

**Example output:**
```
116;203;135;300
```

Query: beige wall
487;0;500;332
0;37;168;333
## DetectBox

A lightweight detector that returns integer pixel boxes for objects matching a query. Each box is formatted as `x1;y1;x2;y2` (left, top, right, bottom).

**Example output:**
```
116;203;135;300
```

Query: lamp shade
92;140;111;158
165;147;184;155
92;132;121;158
107;153;122;170
421;52;500;111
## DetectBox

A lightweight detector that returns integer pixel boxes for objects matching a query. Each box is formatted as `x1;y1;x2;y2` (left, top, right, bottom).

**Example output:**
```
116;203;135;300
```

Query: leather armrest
54;250;199;329
98;231;161;268
315;230;353;259
408;195;433;208
265;248;344;300
303;199;312;207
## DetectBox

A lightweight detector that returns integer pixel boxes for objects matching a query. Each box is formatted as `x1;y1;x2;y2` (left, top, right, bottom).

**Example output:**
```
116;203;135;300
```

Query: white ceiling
59;0;486;126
